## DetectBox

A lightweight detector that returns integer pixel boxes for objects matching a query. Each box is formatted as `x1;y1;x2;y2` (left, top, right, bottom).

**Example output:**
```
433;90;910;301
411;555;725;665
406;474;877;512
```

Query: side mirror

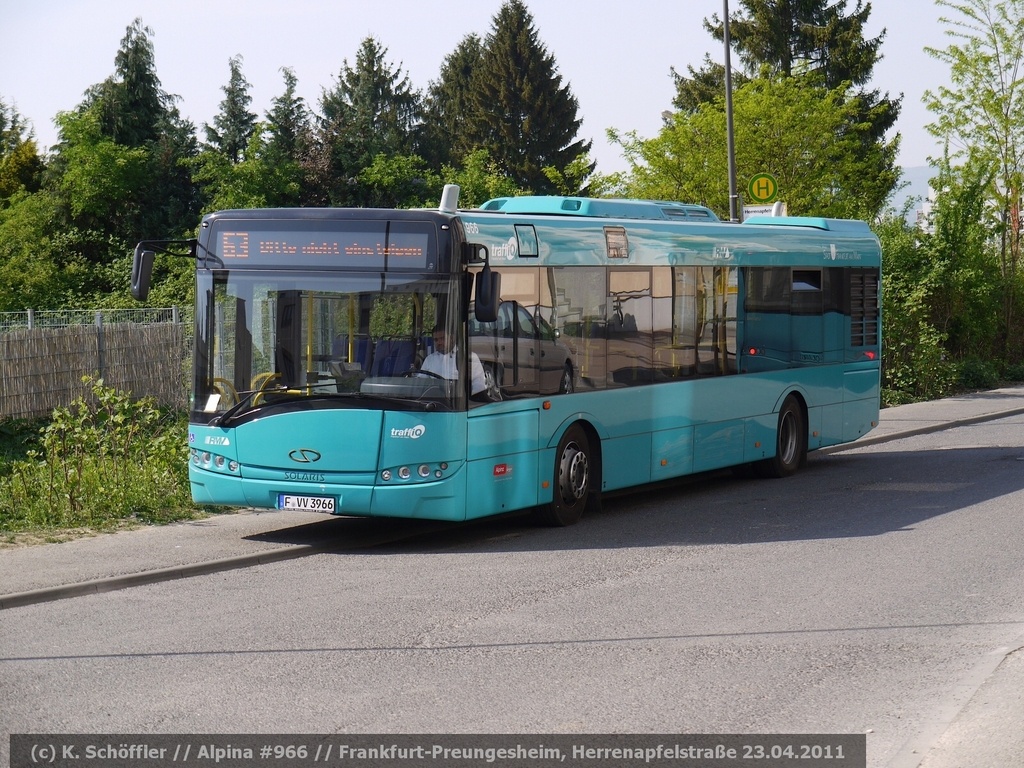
474;264;501;323
131;245;155;301
462;241;488;264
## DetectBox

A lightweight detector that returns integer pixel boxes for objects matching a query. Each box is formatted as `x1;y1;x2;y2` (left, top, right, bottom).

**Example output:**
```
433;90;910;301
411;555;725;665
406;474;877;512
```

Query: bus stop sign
748;173;778;204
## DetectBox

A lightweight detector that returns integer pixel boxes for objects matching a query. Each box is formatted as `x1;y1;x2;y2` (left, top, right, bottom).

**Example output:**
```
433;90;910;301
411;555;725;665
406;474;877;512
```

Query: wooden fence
1;315;191;420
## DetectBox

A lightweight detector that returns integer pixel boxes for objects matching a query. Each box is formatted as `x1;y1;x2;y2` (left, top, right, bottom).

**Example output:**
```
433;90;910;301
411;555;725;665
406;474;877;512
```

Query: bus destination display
216;226;432;268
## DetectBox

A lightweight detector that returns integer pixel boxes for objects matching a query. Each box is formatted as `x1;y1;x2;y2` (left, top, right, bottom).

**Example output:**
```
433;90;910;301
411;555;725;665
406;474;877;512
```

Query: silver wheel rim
559;441;588;504
779;411;798;466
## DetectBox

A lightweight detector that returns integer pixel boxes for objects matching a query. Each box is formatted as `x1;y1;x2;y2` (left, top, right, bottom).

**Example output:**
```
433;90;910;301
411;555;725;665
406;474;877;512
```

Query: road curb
0;542;335;610
821;405;1024;453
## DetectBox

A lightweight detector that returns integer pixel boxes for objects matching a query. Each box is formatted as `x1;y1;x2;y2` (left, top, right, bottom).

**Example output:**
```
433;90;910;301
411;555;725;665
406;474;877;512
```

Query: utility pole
723;0;740;222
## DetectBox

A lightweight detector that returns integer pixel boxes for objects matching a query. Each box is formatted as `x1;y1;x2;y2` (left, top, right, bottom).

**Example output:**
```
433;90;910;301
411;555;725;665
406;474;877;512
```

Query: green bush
0;377;203;535
881;388;917;408
1002;361;1024;383
958;358;1000;390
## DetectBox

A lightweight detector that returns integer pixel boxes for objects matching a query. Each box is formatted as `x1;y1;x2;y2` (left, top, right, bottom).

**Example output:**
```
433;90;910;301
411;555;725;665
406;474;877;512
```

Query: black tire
535;424;597;526
756;395;806;478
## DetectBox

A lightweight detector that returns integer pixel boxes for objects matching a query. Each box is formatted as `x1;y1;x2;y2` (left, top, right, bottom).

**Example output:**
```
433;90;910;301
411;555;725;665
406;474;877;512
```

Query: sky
1;0;951;176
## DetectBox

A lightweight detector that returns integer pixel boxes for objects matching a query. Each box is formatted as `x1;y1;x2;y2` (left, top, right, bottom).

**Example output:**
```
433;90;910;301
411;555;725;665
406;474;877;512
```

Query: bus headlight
379;461;456;483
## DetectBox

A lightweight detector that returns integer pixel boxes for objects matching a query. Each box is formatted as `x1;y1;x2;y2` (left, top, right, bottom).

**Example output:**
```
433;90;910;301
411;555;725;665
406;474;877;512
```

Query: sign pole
723;0;740;222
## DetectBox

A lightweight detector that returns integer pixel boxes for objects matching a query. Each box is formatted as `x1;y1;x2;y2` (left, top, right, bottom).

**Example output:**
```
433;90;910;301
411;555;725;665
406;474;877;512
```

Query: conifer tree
86;18;167;147
468;0;591;194
674;0;899;145
0;99;43;200
316;36;421;204
265;67;309;163
51;19;198;257
715;0;878;87
421;34;484;170
205;55;258;163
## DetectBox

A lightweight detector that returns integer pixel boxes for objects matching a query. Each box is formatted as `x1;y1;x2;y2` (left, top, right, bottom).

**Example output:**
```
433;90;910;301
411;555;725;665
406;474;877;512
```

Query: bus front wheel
536;424;598;526
756;396;806;478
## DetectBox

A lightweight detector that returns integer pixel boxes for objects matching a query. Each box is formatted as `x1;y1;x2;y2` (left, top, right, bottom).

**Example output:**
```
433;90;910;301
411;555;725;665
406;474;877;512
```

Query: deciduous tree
670;0;900;207
614;77;895;220
924;0;1024;357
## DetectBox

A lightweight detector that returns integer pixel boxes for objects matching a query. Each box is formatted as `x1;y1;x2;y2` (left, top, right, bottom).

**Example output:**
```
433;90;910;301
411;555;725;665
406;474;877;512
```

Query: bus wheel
757;395;806;478
537;425;595;526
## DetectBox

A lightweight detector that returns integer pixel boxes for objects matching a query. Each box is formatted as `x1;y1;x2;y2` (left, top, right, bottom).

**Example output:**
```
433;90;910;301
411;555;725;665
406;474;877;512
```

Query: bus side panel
651;426;694;481
744;413;777;462
805;406;823;451
819;403;846;447
465;410;541;518
842;369;881;443
693;420;747;473
844;368;881;401
601;434;654;491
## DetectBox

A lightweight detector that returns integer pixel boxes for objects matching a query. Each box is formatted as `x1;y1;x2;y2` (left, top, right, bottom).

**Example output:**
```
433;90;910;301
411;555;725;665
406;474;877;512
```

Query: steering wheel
251;372;283;406
403;369;445;380
212;377;238;407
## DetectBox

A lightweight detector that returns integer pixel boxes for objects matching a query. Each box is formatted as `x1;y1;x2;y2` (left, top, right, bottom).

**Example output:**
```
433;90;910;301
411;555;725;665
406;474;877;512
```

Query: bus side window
549;266;605;391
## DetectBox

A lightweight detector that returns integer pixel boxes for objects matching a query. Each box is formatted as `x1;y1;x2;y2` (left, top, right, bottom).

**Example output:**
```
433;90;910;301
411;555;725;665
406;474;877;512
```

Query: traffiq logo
390;425;426;439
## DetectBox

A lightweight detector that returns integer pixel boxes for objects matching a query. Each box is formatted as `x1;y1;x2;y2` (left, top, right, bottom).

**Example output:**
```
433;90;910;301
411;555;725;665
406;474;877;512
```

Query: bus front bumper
189;466;467;522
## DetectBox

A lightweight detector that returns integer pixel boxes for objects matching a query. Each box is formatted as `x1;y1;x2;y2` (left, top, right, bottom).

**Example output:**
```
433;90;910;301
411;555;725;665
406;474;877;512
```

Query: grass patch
0;377;208;542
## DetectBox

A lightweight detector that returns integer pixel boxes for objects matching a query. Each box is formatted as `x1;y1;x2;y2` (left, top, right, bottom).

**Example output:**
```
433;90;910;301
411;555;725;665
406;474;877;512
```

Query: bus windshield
193;268;466;423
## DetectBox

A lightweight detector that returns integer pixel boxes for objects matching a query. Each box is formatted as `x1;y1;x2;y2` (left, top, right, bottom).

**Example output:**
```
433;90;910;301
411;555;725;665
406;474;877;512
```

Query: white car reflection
470;301;575;396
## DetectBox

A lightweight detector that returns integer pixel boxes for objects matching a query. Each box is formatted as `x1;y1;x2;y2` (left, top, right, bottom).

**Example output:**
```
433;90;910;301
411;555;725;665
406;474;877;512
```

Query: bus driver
420;325;487;397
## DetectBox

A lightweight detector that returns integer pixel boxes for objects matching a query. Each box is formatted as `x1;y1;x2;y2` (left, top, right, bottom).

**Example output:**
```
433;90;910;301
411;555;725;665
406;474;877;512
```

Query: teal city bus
131;186;880;526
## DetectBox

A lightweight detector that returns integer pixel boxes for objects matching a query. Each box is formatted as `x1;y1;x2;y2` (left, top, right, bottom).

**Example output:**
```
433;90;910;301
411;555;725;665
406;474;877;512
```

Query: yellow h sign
748;173;778;204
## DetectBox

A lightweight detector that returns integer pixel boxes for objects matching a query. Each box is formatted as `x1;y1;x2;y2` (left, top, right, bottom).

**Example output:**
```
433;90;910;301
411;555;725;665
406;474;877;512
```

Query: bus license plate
277;494;336;513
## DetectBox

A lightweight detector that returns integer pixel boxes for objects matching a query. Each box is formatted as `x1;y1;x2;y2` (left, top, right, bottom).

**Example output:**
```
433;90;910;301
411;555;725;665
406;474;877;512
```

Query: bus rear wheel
536;425;597;526
756;395;806;478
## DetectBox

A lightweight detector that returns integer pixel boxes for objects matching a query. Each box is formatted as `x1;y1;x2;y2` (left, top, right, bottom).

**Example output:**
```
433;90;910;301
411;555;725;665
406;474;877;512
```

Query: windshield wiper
209;387;446;427
208;388;264;427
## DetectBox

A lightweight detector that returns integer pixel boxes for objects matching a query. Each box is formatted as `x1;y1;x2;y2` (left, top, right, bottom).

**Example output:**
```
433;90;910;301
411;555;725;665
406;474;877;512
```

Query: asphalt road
2;411;1024;768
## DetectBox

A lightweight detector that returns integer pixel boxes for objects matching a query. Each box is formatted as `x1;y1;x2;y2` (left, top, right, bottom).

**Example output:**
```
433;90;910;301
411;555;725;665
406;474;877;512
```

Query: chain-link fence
0;306;187;332
0;308;193;420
